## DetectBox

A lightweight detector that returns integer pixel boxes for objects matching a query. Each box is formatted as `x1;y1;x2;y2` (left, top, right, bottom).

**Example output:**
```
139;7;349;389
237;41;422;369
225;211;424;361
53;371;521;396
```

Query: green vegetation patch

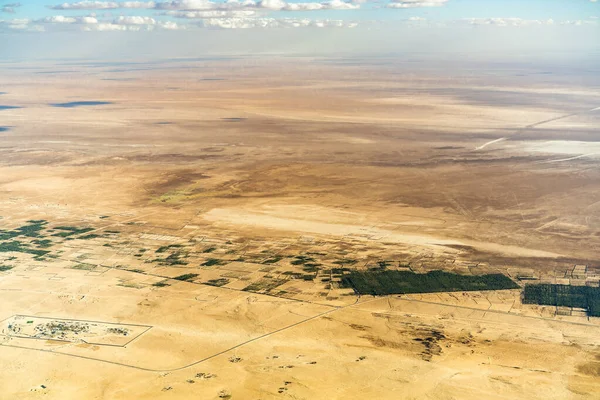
16;221;48;237
156;244;183;253
0;265;13;271
282;271;303;278
79;234;102;240
152;251;188;266
243;278;287;293
52;226;94;238
127;268;144;273
342;270;519;296
173;273;199;282
290;255;316;265
302;263;321;273
373;261;392;270
0;220;48;240
262;256;282;264
206;278;229;287
32;239;53;248
152;281;170;287
71;263;96;271
201;258;226;267
0;240;50;257
523;284;600;317
332;259;357;266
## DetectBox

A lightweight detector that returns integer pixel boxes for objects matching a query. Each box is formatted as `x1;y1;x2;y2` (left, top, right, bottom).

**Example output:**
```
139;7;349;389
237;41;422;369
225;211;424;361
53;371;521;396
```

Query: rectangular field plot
0;315;151;347
341;270;520;296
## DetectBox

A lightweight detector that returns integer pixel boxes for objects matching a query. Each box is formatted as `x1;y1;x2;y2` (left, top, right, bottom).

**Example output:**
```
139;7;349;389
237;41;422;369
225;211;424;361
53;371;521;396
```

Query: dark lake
0;105;20;110
0;127;10;132
222;118;246;122
51;101;113;108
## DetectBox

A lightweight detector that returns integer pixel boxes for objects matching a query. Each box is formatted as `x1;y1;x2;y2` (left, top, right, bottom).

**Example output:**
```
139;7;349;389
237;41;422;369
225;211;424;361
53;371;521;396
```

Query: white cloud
284;2;324;10
0;18;45;31
77;16;185;30
119;1;155;8
154;0;216;10
1;18;29;29
50;1;120;10
113;15;156;24
158;20;184;29
1;2;21;13
559;19;597;25
257;0;285;10
163;10;257;18
387;0;448;8
322;0;359;9
39;15;77;23
49;0;359;12
84;22;142;30
50;1;155;9
257;0;358;10
461;18;568;27
36;15;99;24
201;16;357;28
81;16;99;23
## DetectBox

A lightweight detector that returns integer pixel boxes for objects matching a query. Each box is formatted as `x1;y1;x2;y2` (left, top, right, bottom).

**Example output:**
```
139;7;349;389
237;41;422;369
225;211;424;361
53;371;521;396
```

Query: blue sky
2;0;599;22
0;0;598;59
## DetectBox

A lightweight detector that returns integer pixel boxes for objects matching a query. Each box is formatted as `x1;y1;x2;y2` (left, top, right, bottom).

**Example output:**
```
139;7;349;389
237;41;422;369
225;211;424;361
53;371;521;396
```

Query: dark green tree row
523;284;600;317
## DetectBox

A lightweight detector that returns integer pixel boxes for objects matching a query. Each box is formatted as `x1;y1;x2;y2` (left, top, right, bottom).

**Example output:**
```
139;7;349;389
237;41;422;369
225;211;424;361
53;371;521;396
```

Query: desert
0;55;599;399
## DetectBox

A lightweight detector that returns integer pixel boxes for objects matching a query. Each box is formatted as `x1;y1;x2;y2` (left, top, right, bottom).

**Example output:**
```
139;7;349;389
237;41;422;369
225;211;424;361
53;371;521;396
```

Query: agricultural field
341;270;519;296
523;284;600;317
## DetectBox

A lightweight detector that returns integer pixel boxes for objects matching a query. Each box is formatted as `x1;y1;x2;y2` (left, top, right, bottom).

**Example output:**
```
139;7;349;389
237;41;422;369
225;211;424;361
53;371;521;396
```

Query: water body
200;78;226;81
222;118;246;122
51;101;113;108
155;122;173;125
0;127;10;132
0;105;20;110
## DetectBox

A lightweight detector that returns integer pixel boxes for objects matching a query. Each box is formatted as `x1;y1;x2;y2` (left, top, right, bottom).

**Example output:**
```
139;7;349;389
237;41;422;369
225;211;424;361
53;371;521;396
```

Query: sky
0;0;598;59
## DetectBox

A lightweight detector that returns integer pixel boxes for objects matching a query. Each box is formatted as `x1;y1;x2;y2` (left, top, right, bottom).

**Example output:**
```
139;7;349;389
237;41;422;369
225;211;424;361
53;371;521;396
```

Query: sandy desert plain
0;56;599;399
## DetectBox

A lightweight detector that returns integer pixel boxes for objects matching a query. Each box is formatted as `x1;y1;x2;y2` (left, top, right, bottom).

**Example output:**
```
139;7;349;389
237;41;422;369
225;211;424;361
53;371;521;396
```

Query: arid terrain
0;56;599;399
